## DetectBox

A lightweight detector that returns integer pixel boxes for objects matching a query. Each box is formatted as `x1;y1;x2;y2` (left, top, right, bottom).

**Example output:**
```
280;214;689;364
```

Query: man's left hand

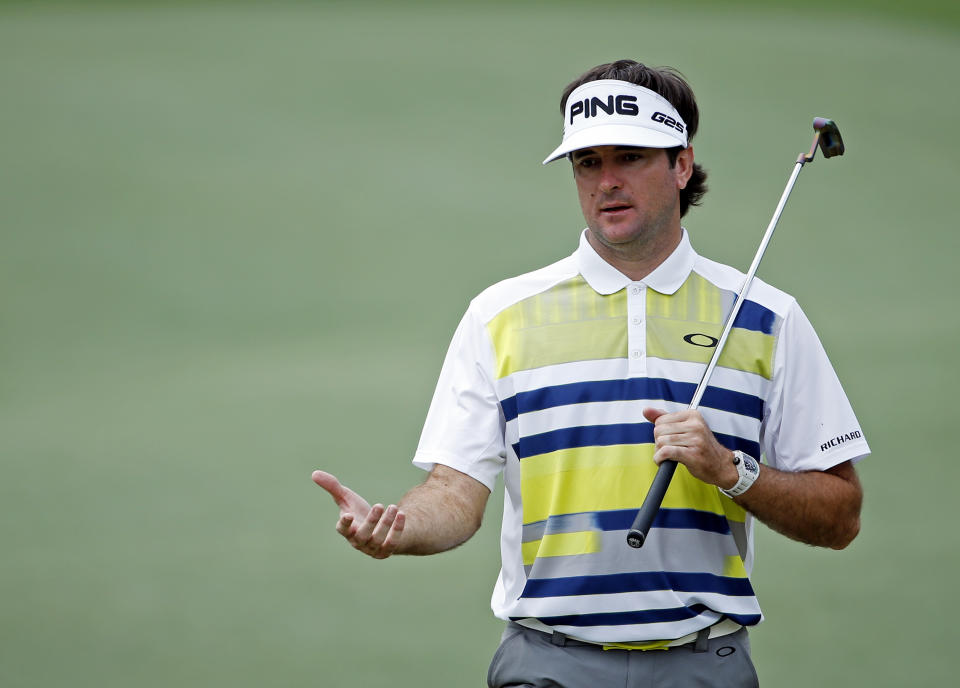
642;407;739;490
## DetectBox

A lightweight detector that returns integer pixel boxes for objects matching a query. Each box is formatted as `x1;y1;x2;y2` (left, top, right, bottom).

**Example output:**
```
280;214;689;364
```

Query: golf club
626;117;845;549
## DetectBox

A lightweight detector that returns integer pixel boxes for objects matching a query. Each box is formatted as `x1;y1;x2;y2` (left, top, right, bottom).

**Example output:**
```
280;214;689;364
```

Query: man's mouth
600;203;633;214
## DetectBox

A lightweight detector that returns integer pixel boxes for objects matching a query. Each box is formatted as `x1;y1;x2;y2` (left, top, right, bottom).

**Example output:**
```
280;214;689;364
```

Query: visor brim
542;124;686;165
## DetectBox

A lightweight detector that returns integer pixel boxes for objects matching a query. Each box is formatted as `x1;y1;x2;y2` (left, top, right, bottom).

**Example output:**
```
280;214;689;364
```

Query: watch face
743;454;759;475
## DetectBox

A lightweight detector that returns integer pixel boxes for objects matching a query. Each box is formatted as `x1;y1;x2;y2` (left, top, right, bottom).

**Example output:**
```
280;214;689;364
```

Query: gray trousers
487;622;759;688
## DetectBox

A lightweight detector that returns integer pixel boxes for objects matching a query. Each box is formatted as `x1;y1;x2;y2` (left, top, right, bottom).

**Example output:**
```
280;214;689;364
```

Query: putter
626;117;845;549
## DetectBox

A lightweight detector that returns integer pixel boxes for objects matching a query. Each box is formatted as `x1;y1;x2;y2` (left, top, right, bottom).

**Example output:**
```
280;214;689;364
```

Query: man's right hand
311;471;406;559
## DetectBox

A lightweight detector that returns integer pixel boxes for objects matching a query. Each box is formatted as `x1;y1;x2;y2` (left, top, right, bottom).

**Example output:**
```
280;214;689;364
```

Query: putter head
813;117;844;158
800;117;845;163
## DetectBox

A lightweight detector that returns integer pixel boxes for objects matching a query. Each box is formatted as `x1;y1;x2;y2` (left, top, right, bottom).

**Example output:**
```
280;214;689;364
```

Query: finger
642;407;669;424
369;505;399;545
654;430;690;450
657;416;713;442
653;444;687;466
335;512;356;538
353;504;384;544
312;470;349;506
380;510;406;553
674;411;711;436
652;420;686;439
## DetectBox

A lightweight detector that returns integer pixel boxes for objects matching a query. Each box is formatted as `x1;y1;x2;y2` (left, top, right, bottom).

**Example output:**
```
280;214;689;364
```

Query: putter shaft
626;119;837;549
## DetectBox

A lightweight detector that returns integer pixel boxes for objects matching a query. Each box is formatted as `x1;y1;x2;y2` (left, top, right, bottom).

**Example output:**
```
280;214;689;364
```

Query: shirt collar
575;228;696;295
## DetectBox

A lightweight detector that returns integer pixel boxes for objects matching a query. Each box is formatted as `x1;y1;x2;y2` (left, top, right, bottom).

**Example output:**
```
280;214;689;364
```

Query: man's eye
577;158;598;168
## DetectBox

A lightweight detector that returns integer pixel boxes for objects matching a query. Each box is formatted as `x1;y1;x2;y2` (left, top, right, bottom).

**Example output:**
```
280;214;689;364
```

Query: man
313;60;868;687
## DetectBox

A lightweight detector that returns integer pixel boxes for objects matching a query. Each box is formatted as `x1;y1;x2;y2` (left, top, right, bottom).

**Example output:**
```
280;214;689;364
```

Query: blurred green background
2;1;958;686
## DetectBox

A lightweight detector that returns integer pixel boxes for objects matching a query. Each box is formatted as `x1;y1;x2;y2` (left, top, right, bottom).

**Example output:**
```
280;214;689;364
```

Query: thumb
312;470;349;506
642;407;668;424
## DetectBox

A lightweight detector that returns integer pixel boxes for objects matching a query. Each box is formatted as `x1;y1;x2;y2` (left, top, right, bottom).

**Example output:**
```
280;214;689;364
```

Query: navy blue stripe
653;509;732;534
513;604;760;628
734;300;777;335
516;424;759;461
521;571;755;599
501;378;763;424
721;612;763;626
500;395;518;423
523;604;708;627
713;432;761;461
700;386;764;421
511;608;762;628
517;423;653;459
590;508;731;535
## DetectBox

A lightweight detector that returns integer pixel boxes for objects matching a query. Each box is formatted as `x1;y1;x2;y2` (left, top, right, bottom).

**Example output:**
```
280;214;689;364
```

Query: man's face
571;145;693;254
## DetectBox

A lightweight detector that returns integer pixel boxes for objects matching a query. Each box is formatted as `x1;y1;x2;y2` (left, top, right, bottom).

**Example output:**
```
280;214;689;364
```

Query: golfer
313;59;868;687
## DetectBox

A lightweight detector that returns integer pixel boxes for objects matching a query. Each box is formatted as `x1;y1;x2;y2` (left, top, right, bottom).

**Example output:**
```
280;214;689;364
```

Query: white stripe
506;400;761;443
521;616;748;645
496;358;629;399
523;529;742;579
648;357;771;399
517;616;744;646
497;357;769;405
513;590;760;619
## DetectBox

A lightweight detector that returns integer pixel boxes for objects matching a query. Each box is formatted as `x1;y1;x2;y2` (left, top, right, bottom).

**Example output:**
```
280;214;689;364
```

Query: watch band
720;450;760;498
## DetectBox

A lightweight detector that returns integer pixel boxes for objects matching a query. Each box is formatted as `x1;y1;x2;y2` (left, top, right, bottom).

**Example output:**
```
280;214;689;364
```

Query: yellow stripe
720;494;747;523
645;275;773;378
488;273;774;379
520;445;733;525
723;555;748;579
487;278;627;379
492;317;627;378
603;640;672;651
646;318;775;379
521;295;535;329
521;531;603;566
647;284;667;319
647;272;725;324
697;274;722;323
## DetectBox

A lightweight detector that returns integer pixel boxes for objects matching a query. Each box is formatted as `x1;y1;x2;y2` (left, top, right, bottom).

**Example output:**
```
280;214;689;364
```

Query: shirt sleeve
412;305;506;491
761;300;870;472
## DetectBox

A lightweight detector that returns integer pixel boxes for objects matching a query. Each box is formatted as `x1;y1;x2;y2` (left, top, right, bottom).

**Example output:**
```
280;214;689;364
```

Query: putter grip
626;459;678;548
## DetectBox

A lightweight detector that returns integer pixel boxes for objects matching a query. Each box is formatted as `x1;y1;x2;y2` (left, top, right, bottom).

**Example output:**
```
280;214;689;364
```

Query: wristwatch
719;450;760;498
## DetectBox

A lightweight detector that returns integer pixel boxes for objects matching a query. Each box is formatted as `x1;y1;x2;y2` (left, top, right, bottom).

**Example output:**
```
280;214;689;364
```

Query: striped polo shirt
414;229;869;643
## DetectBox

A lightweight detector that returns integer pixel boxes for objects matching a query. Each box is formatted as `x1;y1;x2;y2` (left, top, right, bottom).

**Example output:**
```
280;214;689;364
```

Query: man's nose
598;166;622;193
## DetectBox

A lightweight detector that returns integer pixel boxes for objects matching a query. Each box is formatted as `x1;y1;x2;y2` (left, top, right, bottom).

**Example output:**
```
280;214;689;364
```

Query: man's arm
312;464;490;559
643;407;862;549
734;458;861;549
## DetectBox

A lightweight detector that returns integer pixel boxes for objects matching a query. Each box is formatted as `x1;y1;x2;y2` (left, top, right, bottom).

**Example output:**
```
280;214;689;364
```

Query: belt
512;617;743;652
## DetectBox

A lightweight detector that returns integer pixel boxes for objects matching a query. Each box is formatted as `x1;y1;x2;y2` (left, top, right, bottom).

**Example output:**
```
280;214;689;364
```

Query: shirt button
631;350;641;359
632;317;643;326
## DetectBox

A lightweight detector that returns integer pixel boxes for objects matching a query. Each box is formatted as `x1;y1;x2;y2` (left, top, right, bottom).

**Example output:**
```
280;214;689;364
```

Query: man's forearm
394;465;491;555
735;460;862;549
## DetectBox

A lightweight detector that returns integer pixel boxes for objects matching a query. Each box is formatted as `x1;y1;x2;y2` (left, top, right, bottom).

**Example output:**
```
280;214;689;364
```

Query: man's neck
586;227;682;282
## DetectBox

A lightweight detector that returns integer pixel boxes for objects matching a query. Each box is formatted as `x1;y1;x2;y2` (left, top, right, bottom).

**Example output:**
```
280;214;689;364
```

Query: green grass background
2;1;958;686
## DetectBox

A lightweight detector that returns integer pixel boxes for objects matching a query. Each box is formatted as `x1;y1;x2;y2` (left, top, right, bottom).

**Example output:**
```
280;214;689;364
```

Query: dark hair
560;59;708;217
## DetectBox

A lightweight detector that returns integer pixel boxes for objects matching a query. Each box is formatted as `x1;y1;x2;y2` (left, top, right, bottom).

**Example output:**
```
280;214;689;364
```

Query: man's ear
675;146;694;190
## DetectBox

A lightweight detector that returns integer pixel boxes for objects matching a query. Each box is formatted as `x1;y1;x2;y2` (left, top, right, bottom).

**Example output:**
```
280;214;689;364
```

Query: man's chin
589;226;643;247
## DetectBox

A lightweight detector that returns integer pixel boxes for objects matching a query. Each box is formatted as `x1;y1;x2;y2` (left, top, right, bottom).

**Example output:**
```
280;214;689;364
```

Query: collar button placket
627;283;647;376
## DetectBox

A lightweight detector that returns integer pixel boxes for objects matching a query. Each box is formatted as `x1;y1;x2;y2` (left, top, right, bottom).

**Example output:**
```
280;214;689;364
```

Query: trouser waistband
509;619;743;653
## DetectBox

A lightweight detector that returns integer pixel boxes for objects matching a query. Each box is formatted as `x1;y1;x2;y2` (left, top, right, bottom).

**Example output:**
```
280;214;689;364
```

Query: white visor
542;79;688;165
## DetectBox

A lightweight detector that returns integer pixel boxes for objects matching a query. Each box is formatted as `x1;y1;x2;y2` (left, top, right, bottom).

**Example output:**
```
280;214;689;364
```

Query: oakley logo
683;333;719;348
651;111;685;133
570;95;639;124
